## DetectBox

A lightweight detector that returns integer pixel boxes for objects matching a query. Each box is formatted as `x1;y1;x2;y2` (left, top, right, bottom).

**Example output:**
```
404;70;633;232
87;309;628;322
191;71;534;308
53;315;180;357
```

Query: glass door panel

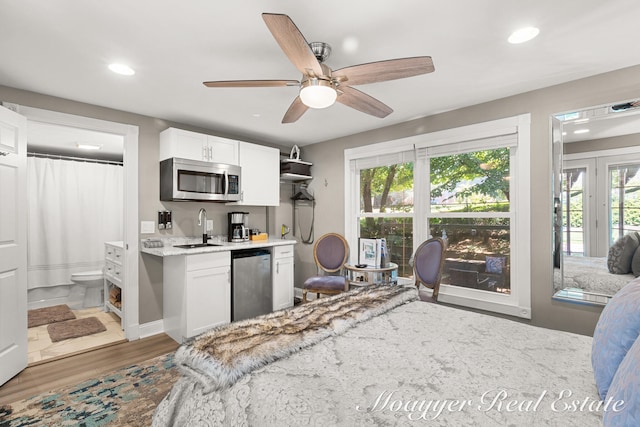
609;164;640;244
561;167;586;256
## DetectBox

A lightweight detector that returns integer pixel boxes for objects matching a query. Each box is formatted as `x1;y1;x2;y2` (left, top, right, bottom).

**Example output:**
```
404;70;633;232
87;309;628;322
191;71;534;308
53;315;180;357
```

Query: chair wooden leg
316;293;320;300
302;290;308;304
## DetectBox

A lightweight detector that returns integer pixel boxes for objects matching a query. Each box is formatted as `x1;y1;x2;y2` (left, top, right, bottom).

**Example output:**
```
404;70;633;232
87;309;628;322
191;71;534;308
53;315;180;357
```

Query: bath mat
27;304;76;328
47;316;106;342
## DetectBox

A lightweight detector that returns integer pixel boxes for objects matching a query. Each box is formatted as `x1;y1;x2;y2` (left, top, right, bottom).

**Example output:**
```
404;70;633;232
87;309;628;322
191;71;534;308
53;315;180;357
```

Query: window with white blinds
345;114;531;318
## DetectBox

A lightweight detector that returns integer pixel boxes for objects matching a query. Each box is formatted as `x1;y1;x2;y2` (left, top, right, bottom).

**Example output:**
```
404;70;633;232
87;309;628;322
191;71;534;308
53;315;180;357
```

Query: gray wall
299;64;640;336
4;63;640;335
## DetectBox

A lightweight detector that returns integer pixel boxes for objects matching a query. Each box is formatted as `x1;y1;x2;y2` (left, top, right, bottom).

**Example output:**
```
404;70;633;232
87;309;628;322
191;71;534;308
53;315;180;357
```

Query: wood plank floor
0;333;179;404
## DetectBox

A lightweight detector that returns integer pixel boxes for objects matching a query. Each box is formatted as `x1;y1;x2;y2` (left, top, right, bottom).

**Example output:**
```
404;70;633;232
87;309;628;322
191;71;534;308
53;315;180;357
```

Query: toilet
69;270;104;308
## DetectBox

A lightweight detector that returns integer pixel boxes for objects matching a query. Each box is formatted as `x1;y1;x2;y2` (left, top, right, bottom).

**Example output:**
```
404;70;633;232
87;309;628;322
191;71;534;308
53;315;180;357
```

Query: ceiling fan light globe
300;80;337;109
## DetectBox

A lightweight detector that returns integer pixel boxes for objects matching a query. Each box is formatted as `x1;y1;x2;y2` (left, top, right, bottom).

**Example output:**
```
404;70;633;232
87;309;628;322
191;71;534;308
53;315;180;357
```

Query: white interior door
0;106;27;386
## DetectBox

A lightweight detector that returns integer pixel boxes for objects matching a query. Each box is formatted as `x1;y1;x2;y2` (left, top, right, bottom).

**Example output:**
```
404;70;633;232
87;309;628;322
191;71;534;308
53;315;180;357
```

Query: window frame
345;114;531;318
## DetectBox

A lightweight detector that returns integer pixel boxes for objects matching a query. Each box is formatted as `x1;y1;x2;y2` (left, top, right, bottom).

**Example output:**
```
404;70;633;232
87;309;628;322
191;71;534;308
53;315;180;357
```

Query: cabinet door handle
208;146;213;160
202;146;207;160
276;261;279;274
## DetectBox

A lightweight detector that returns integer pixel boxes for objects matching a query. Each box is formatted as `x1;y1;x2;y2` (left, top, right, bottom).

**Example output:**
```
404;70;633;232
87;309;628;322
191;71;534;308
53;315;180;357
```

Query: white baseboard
137;319;165;339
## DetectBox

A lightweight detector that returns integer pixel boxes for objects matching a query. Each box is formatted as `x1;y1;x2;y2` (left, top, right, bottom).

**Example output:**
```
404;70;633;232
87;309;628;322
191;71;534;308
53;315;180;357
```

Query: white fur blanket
174;284;418;391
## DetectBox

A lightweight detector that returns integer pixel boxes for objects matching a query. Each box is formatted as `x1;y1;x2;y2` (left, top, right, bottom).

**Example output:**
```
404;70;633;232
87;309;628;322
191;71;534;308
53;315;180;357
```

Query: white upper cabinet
159;127;238;165
232;141;280;206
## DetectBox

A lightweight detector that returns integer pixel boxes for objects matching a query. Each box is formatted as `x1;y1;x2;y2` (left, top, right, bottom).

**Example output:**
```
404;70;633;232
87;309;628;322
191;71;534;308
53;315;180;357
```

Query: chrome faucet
198;208;207;244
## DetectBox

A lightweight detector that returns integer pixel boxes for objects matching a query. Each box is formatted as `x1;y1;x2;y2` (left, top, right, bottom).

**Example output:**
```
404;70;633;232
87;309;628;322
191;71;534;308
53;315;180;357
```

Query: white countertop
140;237;296;257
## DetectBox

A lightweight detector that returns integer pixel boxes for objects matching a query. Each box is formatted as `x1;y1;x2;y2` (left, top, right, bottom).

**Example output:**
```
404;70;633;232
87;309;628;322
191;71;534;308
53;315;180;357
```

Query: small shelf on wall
280;158;312;182
281;172;312;181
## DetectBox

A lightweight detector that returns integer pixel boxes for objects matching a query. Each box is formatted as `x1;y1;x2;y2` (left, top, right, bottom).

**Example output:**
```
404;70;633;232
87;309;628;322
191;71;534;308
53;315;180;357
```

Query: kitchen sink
173;243;223;249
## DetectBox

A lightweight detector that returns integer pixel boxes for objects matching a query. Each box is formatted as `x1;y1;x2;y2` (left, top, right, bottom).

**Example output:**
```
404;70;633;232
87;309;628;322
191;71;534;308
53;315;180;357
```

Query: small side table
345;263;398;287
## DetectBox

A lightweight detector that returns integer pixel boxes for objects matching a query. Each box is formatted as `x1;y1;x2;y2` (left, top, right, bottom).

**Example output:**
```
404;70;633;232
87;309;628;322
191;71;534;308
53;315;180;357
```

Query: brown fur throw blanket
174;284;418;391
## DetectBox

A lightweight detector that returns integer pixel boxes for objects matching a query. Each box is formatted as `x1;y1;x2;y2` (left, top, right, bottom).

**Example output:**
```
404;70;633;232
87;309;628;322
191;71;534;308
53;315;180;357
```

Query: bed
555;256;635;295
152;284;640;426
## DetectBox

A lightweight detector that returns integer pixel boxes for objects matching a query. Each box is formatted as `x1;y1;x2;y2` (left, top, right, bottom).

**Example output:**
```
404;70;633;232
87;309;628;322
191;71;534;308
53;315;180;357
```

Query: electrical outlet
141;221;155;234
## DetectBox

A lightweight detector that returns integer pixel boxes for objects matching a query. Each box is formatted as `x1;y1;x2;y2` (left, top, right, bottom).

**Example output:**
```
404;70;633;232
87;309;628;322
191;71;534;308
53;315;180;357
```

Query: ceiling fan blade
336;86;393;118
333;56;434;86
262;13;324;77
282;96;309;123
203;80;299;88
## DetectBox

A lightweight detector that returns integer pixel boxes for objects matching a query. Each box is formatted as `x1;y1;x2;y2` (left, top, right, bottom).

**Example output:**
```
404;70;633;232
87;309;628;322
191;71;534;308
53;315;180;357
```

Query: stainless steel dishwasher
231;248;272;321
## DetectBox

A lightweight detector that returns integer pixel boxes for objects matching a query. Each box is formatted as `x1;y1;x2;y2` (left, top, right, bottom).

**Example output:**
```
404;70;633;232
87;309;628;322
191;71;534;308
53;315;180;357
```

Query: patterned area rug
27;304;76;328
0;353;178;426
47;316;106;342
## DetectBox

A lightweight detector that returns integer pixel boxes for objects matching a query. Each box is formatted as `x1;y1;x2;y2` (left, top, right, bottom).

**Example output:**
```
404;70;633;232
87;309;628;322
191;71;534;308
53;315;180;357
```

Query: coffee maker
228;211;249;242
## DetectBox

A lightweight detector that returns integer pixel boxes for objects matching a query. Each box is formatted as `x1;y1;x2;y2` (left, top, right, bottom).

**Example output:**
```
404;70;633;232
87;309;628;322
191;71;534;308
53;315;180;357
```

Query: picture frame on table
359;238;380;267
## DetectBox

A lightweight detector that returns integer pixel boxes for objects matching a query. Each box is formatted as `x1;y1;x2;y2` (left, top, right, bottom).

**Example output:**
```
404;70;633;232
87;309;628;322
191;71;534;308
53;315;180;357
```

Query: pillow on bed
592;277;640;399
631;248;640;277
603;336;640;426
607;232;640;274
485;256;505;274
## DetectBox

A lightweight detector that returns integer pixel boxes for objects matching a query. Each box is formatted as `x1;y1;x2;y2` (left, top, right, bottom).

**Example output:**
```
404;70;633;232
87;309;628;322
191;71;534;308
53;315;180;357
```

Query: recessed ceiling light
342;36;359;54
508;26;540;44
77;143;102;150
108;63;135;76
573;129;590;135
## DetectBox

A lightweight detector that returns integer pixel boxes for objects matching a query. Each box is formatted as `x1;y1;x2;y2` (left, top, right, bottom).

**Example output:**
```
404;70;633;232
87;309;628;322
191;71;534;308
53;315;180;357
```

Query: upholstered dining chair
413;237;446;303
302;233;349;303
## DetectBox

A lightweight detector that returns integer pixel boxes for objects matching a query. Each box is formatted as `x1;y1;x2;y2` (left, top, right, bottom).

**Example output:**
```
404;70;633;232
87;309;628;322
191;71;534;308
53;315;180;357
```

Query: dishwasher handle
231;249;271;259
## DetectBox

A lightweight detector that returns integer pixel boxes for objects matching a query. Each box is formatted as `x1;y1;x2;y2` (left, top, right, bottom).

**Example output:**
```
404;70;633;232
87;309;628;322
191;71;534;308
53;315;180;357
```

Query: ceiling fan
203;13;435;124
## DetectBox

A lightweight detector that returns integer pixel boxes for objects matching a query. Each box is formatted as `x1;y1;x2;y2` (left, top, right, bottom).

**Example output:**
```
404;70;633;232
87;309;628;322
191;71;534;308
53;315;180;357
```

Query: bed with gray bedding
152;285;611;426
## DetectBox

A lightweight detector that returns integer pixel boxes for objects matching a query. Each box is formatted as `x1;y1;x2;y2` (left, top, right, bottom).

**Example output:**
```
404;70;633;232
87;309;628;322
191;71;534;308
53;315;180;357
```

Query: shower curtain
27;156;124;289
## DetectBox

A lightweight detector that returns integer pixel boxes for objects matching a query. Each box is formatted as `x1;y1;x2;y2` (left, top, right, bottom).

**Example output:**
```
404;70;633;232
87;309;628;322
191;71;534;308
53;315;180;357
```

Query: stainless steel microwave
160;158;241;202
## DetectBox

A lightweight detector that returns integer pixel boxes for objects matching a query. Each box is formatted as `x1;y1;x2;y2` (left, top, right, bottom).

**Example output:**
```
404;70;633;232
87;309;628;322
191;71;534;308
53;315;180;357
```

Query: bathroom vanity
142;239;295;343
104;241;124;329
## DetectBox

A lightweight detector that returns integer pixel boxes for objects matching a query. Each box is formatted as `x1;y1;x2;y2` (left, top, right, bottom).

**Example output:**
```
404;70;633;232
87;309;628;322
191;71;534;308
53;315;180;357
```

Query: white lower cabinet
272;245;294;311
163;251;231;343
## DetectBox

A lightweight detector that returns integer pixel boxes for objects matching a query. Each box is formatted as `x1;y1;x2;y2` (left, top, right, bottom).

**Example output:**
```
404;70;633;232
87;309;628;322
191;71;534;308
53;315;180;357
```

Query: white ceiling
2;0;640;150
